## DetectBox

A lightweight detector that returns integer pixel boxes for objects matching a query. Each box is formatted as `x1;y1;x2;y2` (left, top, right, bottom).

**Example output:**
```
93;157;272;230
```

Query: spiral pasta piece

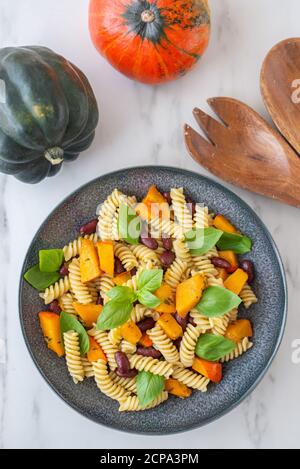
170;188;193;235
172;365;209;391
87;280;100;303
209;314;230;336
40;276;71;305
194;204;210;229
99;273;114;302
189;310;211;332
240;283;258;309
220;337;253;362
63;233;98;262
173;239;193;267
81;357;94;378
164;259;188;292
228;308;238;322
68;258;93;304
114;243;138;271
109;372;137;393
120;340;137;355
206;275;224;287
98;189;125;241
93;359;130;401
129;355;174;378
130;244;159;266
119;391;168;412
179;324;203;367
130;304;159;323
63;331;85;384
147;325;179;363
89;329;118;370
192;256;218;276
59;292;77;316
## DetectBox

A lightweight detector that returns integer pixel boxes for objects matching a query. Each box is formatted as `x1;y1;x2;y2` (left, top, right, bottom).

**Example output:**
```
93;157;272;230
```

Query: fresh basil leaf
39;249;64;273
195;333;236;361
137;269;163;292
185;228;223;256
217;232;252;254
196;286;242;317
137;289;161;309
60;311;90;356
107;286;137;303
97;299;133;330
136;371;165;407
118;204;141;245
24;264;60;291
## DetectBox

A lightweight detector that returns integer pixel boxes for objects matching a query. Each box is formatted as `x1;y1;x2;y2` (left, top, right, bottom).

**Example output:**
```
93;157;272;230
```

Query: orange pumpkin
89;0;211;85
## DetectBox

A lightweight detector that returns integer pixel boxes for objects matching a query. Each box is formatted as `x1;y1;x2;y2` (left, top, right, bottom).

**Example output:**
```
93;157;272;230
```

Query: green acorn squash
0;46;99;183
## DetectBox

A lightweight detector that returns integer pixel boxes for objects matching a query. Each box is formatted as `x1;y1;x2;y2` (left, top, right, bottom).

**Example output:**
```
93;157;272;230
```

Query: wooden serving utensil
184;97;300;208
261;38;300;155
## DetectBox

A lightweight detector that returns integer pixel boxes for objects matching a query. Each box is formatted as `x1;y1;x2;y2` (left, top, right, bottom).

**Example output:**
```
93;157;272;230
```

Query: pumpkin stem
141;10;155;23
44;147;64;165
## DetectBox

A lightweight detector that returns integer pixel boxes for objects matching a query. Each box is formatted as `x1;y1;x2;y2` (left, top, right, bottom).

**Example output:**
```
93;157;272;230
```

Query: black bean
116;369;138;378
159;251;175;268
49;300;61;314
136;347;162;359
59;262;69;277
79;219;98;235
211;257;232;271
174;312;188;331
114;257;126;275
141;235;158;250
162;237;172;251
115;352;130;373
137;317;155;333
240;259;255;284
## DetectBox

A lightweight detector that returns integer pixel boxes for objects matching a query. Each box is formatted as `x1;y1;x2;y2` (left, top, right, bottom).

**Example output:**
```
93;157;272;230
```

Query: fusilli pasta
93;359;130;401
179;324;203;367
240;283;258;309
129;355;174;378
147;325;179;363
63;331;85;384
220;337;253;362
119;392;168;412
40;276;71;305
172;365;209;391
69;258;93;304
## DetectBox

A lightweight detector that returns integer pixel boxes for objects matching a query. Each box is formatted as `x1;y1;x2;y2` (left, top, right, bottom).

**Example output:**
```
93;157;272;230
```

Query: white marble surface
0;0;300;449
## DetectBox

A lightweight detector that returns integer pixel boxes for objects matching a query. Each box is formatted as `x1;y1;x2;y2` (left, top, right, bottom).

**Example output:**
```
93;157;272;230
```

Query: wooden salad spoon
184;97;300;208
261;37;300;155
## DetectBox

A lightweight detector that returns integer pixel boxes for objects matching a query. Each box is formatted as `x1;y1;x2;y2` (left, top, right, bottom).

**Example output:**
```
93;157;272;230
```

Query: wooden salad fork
184;97;300;208
261;38;300;156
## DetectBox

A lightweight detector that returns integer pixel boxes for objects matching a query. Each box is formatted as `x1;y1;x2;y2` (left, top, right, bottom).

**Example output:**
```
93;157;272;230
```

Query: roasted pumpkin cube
192;357;222;383
97;241;114;277
73;303;103;328
121;321;142;345
87;336;107;363
80;238;102;283
213;214;238;234
225;319;253;343
39;312;65;357
224;268;248;295
113;271;132;286
157;313;183;340
218;250;238;273
165;378;192;398
176;273;206;318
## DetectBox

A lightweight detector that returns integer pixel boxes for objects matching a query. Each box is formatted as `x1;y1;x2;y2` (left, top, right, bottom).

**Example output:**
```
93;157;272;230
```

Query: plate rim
18;165;288;435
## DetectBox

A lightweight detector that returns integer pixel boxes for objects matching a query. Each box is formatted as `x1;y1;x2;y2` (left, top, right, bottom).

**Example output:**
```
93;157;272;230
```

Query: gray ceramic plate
19;166;287;434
